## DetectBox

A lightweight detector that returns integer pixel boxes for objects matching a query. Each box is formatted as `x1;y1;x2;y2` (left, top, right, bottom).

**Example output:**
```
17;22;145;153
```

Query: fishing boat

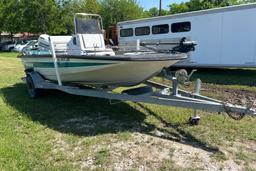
19;13;196;87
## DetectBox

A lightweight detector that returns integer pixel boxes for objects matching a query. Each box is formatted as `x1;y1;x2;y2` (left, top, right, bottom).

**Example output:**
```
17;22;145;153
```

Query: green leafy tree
144;7;159;17
186;0;216;11
0;1;4;40
58;0;80;34
99;0;144;28
83;0;101;13
20;0;63;34
1;0;23;36
161;9;170;16
169;0;256;14
169;2;190;14
58;0;101;34
144;7;170;17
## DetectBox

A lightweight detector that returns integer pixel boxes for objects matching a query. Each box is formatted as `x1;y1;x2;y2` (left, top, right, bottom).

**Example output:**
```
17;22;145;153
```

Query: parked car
13;40;29;52
22;40;38;52
0;41;15;51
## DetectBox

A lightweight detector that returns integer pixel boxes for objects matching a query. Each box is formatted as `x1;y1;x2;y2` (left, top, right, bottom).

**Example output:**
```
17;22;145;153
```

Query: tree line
0;0;253;35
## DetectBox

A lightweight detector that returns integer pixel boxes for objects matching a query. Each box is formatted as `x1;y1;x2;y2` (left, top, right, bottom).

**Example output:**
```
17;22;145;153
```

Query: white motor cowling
38;34;50;50
38;34;72;54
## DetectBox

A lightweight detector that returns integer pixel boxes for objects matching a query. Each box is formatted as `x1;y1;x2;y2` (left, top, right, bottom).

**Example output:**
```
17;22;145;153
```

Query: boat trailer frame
25;70;256;124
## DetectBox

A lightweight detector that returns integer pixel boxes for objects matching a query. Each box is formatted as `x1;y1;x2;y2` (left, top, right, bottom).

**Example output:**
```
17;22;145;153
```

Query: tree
83;0;101;13
161;9;170;16
99;0;144;28
0;1;4;39
169;2;189;14
1;0;23;35
144;7;160;17
20;0;63;34
168;0;255;14
144;7;169;17
58;0;101;34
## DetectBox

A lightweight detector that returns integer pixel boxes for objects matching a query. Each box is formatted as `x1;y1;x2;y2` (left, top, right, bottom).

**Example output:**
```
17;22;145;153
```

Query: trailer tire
9;47;14;52
26;75;42;98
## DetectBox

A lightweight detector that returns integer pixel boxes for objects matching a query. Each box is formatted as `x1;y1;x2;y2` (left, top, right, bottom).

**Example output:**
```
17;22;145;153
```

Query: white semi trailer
117;3;256;68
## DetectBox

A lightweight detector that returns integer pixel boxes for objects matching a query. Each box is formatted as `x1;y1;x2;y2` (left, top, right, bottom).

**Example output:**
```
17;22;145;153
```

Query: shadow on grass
184;68;256;86
2;83;219;153
136;103;219;153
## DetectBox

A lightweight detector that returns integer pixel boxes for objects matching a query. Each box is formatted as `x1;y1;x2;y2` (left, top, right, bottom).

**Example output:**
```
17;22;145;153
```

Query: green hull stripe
27;62;114;68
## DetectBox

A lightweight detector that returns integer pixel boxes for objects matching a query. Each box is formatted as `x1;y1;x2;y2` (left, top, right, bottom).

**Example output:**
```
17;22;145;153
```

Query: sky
138;0;188;10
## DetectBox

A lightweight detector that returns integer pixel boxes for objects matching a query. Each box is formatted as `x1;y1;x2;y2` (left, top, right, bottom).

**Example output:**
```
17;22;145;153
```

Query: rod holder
136;39;140;51
49;37;62;86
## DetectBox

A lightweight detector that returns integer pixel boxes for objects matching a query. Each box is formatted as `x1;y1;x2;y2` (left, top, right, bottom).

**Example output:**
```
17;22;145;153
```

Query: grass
191;68;256;86
0;52;256;170
94;149;111;165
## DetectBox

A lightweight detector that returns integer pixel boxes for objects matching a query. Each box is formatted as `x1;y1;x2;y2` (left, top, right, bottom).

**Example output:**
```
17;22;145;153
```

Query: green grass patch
0;52;256;170
191;68;256;87
159;159;180;171
94;149;111;165
0;52;19;58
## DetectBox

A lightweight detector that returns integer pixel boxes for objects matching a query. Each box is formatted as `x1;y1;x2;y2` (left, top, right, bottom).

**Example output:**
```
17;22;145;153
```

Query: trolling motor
140;37;197;54
172;37;197;53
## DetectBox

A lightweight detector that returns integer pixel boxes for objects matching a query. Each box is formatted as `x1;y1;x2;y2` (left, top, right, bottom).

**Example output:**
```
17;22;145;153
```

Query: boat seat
82;34;105;50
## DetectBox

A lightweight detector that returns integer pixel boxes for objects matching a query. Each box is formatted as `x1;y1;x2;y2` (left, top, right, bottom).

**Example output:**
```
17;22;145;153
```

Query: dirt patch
202;84;256;108
48;131;249;170
45;84;256;170
226;141;256;170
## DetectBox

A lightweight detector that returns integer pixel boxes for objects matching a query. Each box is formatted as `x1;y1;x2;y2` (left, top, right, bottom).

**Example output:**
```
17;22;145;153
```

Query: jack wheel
26;75;42;98
189;116;200;125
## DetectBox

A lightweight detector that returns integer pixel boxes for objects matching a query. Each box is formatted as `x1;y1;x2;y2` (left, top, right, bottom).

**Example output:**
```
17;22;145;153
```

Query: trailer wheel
26;75;41;98
188;116;200;125
9;47;14;52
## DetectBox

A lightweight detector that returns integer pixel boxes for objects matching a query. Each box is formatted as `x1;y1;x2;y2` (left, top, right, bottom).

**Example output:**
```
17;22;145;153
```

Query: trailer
117;3;256;68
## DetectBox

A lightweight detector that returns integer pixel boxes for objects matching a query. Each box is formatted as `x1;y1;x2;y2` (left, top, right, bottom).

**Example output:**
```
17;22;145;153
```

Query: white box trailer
117;3;256;68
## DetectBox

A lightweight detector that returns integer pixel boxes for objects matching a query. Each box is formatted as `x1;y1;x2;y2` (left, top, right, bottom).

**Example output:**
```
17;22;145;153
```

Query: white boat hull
21;56;182;86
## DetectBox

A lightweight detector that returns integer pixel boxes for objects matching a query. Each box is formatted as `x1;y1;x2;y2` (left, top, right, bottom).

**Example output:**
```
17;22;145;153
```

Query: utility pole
159;0;162;16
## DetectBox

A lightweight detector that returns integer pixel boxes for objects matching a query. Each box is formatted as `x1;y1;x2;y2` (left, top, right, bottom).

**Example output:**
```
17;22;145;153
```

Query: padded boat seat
82;34;105;50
